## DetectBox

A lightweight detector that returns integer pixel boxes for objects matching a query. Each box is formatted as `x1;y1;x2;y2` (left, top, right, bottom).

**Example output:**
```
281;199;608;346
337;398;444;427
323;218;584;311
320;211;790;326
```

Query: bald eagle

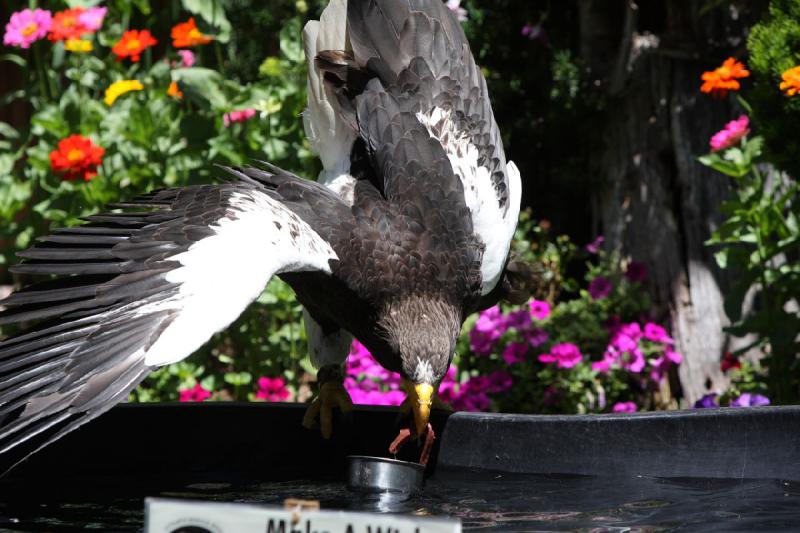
0;0;529;468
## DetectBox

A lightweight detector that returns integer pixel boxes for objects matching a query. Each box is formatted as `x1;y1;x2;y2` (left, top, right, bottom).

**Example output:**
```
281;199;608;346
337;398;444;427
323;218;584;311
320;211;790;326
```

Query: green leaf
0;121;19;140
181;0;231;42
0;53;25;67
172;68;227;110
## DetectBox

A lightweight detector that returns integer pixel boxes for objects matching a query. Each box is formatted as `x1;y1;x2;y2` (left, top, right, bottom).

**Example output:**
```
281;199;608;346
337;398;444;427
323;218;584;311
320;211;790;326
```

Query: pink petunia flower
612;401;637;413
487;370;513;393
625;261;648;283
3;8;52;49
529;299;551;321
524;327;549;348
223;108;257;126
588;276;612;300
179;383;211;402
77;6;107;32
178;49;195;68
538;342;583;369
502;342;528;364
643;322;674;344
255;376;290;401
521;23;546;42
585;235;604;254
445;0;468;22
709;115;750;152
505;309;531;330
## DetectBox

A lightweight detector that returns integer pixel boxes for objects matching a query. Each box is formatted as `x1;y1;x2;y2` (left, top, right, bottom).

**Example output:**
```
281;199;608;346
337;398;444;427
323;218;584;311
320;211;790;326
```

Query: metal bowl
346;455;424;495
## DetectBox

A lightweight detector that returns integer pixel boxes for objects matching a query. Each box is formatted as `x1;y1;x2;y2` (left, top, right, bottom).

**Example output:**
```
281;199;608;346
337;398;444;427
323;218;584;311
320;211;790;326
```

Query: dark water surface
2;470;799;531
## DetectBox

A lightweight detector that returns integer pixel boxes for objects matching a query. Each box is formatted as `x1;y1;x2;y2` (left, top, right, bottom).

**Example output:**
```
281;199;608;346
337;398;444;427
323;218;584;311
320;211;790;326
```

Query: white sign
145;498;461;533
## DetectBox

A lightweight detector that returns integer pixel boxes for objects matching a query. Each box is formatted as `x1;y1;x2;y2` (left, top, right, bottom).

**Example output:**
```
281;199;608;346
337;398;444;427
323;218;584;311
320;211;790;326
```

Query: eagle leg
302;379;353;439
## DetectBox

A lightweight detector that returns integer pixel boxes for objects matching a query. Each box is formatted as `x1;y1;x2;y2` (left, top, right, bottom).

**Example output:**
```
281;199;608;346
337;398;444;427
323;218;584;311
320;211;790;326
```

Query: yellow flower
104;79;144;106
779;65;800;96
64;39;93;53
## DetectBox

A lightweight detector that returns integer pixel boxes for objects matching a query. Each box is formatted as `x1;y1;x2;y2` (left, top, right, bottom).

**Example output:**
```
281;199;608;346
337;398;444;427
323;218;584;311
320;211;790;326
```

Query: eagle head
381;297;461;436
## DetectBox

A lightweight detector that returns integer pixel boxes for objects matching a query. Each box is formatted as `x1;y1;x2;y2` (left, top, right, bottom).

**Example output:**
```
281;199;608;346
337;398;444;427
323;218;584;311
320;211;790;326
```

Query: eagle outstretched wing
0;170;340;468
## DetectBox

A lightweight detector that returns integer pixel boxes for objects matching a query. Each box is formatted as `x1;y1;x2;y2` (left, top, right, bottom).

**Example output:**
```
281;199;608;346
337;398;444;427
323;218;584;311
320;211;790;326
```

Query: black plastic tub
2;403;800;530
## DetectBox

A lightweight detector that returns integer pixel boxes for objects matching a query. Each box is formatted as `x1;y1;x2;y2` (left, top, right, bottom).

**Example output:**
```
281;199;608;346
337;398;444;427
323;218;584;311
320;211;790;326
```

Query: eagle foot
302;381;353;439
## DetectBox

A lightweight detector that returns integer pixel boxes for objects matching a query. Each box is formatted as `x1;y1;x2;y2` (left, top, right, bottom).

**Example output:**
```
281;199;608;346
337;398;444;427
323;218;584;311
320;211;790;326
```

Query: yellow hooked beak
405;381;433;437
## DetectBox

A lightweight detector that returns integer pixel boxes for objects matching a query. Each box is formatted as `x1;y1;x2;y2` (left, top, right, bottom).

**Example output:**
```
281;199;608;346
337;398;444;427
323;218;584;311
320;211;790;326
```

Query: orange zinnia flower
112;29;157;62
49;134;105;182
779;65;800;96
700;57;750;97
167;81;183;99
171;18;212;47
48;8;89;42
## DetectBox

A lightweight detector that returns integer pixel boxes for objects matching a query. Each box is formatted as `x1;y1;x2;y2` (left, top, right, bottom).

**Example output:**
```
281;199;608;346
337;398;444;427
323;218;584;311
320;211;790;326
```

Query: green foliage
701;133;800;404
747;0;800;177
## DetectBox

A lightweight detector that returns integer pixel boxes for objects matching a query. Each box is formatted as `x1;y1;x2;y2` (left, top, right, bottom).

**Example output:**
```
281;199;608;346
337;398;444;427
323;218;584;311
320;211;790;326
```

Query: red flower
171;18;212;48
721;351;741;372
49;134;104;182
48;8;89;42
112;29;157;62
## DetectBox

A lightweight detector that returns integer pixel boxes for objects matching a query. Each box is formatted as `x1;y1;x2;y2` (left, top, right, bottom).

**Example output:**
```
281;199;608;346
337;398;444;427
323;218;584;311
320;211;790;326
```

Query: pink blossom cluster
223;108;257;127
343;341;511;412
469;300;550;356
255;376;290;401
592;321;681;381
179;383;211;402
449;371;513;412
344;340;406;406
709;115;750;152
538;342;583;369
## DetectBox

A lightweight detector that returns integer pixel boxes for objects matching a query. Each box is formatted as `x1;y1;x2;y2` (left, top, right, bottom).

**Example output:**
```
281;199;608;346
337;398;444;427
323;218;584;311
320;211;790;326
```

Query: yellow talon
302;381;353;439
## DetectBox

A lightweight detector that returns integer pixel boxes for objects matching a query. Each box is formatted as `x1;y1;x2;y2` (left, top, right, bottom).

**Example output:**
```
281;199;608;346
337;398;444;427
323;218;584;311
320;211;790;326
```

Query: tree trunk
579;0;767;405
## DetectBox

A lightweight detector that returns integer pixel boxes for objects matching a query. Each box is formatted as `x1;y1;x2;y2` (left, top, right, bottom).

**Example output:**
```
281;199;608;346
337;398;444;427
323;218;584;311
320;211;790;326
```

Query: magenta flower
437;366;460;405
77;6;107;32
4;8;52;49
487;371;513;393
344;340;405;405
730;393;770;407
649;349;682;382
625;261;648;283
502;342;528;364
452;376;491;412
542;386;561;406
521;23;546;42
585;235;604;254
505;309;531;330
529;299;551;321
538;342;583;369
255;376;290;401
445;0;468;22
223;108;257;126
643;322;674;344
612;401;637;413
179;383;211;402
524;327;549;347
588;276;612;300
178;49;196;68
710;115;749;152
470;305;506;355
